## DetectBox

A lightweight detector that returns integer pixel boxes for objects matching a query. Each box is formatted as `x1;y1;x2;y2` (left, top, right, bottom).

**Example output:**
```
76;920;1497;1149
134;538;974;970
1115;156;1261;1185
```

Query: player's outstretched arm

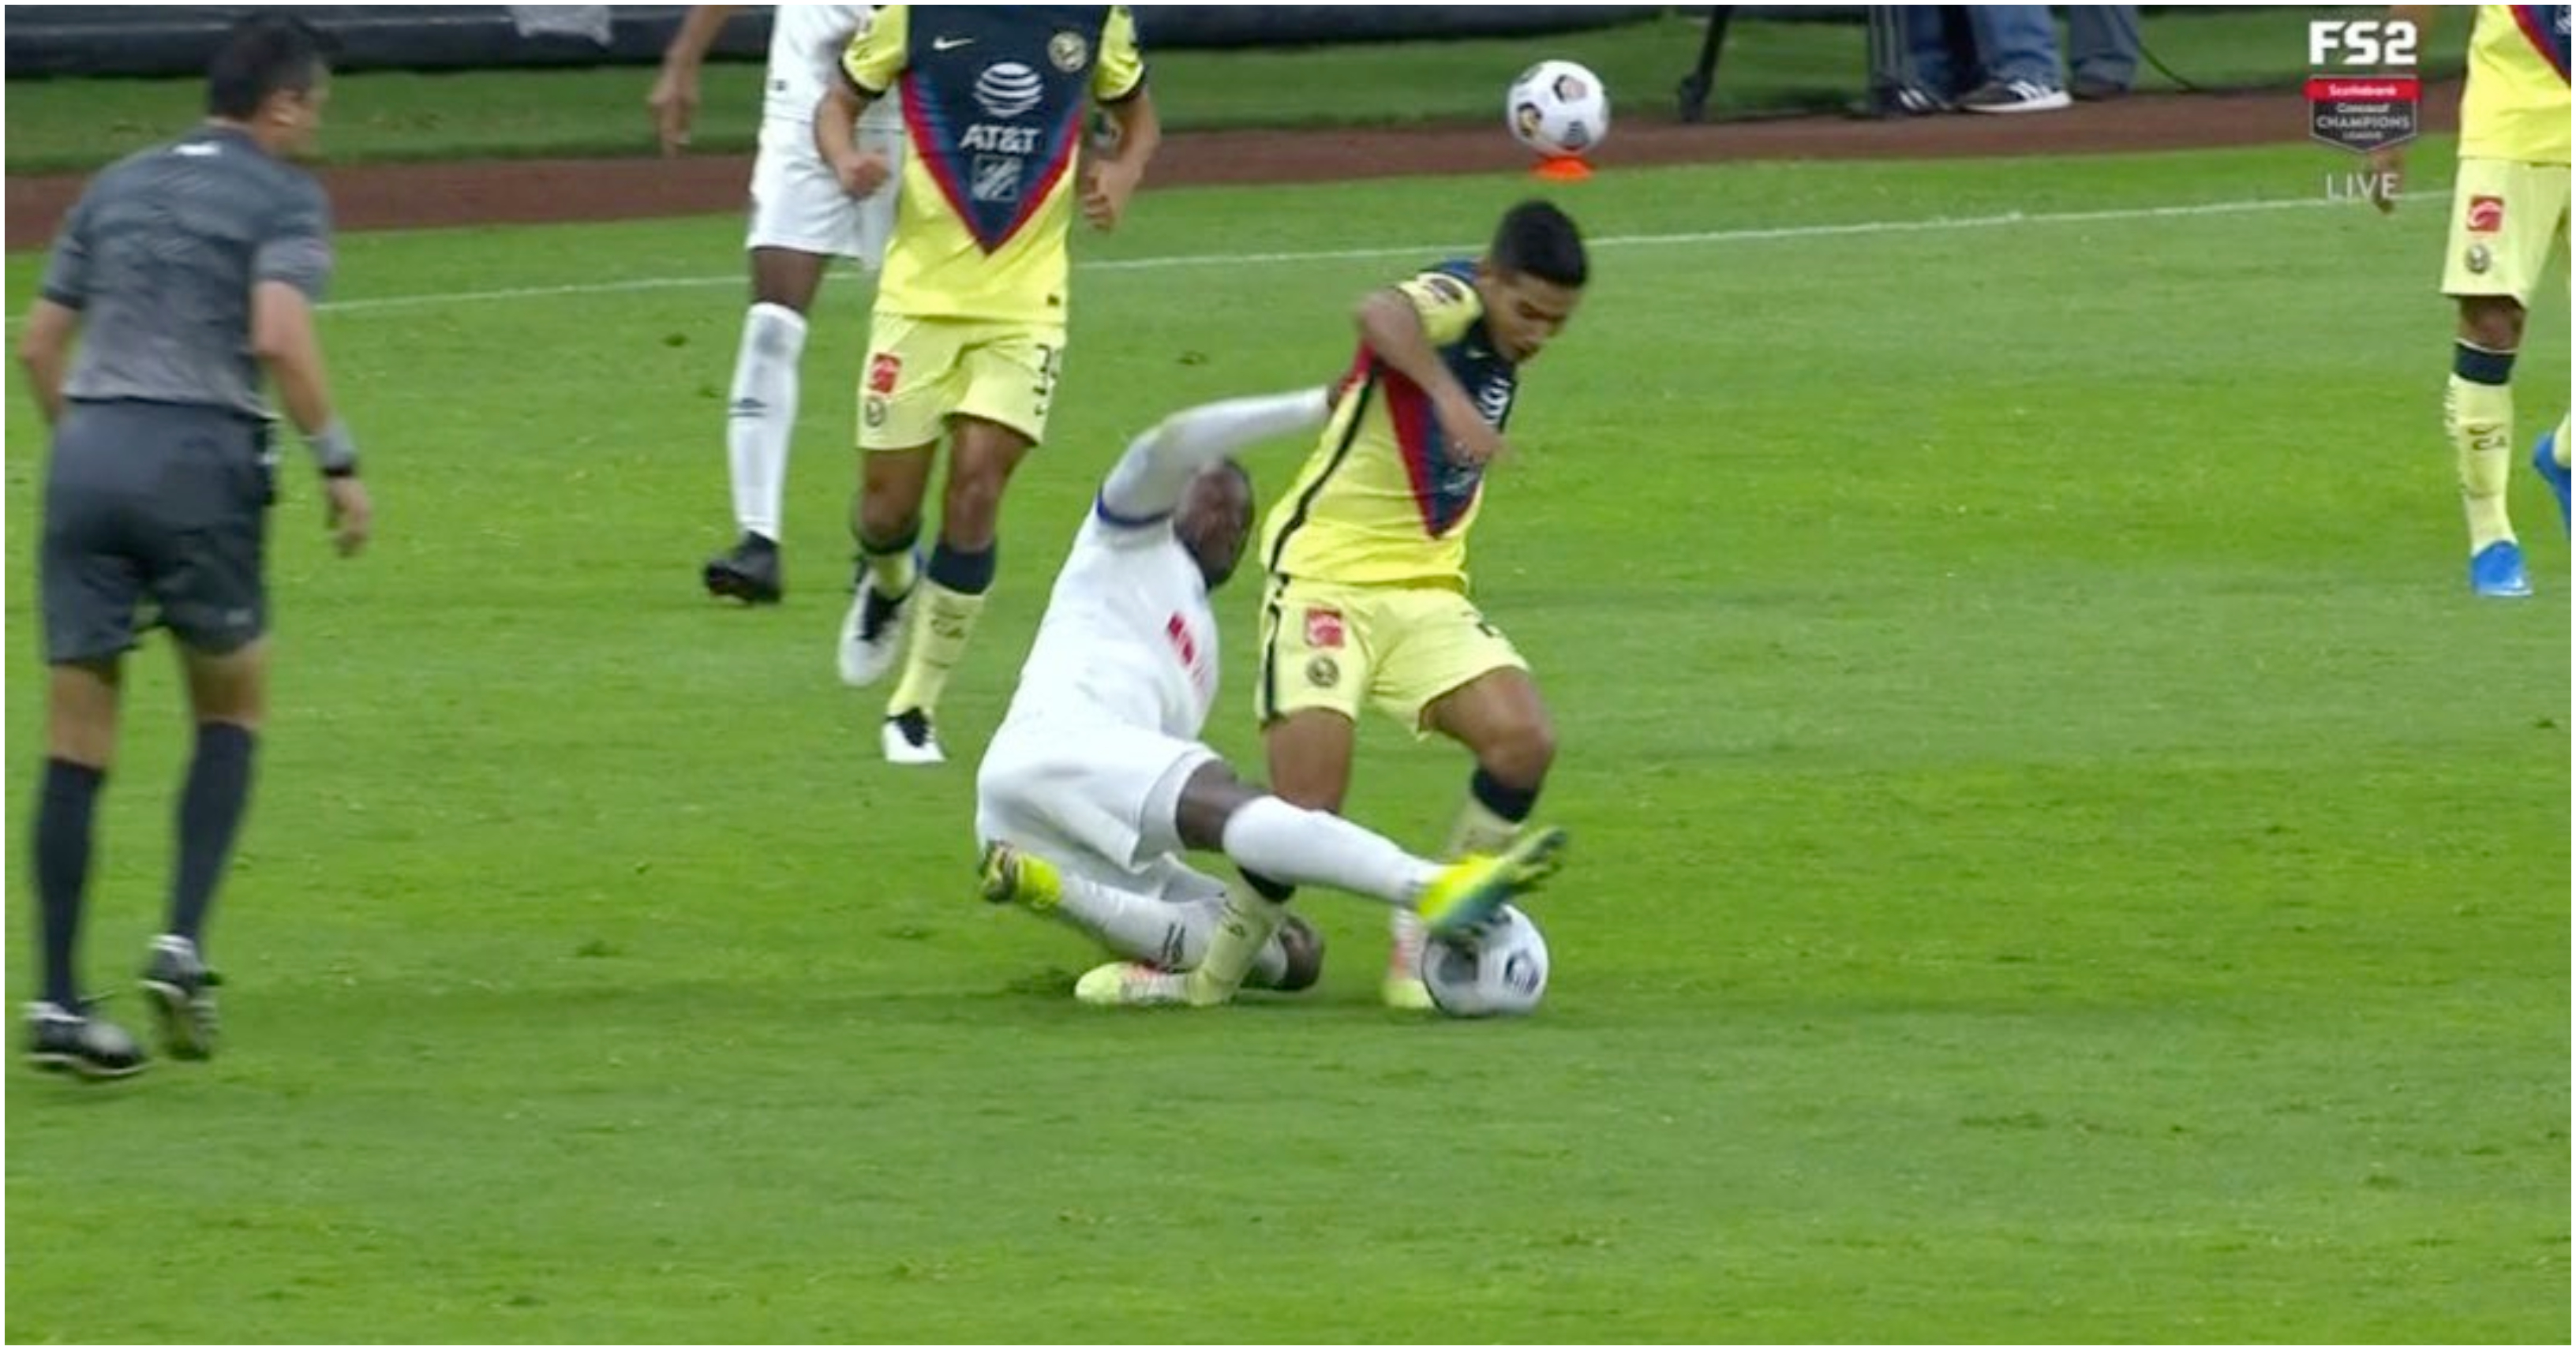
1097;387;1331;524
648;6;739;155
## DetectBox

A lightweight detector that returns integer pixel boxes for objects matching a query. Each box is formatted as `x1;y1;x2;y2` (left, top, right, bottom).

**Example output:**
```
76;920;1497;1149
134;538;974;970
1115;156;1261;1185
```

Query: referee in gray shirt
17;14;373;1078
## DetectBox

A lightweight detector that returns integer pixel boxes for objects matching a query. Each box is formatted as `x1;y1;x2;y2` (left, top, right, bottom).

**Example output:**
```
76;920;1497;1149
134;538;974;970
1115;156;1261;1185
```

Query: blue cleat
2533;430;2570;535
2469;540;2533;598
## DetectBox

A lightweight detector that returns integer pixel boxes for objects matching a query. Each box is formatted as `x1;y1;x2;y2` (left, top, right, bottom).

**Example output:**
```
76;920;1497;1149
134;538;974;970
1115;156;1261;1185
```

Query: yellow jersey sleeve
1093;6;1146;101
841;3;910;96
1395;271;1483;346
2461;5;2573;164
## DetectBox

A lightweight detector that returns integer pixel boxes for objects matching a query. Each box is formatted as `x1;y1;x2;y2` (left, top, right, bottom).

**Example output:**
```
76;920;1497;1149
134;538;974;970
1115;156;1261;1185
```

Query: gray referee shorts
41;401;274;664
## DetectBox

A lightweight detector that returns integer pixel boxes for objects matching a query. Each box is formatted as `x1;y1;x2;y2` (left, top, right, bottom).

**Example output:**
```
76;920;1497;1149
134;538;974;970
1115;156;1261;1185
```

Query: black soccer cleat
139;937;222;1061
25;1001;147;1080
703;533;784;605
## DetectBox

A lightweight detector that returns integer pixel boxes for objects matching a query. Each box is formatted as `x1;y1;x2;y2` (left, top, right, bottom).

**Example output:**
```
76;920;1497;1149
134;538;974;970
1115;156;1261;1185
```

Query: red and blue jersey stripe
1374;260;1518;537
2510;4;2571;80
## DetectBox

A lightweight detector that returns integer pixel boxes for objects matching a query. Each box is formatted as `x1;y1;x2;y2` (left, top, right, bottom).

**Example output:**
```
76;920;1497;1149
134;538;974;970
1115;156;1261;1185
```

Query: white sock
1050;871;1287;985
1221;797;1441;907
727;301;808;542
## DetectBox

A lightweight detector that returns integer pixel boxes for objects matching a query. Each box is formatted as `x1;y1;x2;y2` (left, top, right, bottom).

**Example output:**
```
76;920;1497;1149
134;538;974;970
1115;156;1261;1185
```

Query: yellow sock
863;540;918;600
1185;884;1284;1007
2556;415;2571;470
2447;372;2516;552
1445;795;1521;858
887;580;985;719
1393;793;1526;946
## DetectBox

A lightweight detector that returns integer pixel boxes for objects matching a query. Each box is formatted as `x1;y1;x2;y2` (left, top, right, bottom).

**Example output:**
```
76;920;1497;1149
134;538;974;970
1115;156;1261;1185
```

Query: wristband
306;420;359;477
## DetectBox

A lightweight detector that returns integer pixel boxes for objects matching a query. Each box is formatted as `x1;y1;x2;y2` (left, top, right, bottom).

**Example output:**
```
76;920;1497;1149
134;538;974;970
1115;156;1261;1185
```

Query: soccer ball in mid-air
1419;904;1550;1018
1506;59;1611;159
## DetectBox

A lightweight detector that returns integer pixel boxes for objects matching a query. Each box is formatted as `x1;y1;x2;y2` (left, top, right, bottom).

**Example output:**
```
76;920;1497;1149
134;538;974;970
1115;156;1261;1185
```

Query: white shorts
746;114;902;267
975;716;1220;882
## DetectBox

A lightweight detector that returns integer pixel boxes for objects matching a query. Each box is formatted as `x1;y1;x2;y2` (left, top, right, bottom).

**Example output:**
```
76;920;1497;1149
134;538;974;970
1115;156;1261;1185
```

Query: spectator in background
1903;5;2069;114
1883;6;2138;115
2067;5;2142;101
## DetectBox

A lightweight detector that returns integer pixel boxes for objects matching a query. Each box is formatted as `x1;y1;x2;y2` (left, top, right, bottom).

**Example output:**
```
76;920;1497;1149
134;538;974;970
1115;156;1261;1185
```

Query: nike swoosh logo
932;36;975;51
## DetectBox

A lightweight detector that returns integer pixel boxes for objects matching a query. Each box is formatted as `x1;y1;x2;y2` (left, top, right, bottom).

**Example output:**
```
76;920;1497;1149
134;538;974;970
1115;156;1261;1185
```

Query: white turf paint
311;191;2398;319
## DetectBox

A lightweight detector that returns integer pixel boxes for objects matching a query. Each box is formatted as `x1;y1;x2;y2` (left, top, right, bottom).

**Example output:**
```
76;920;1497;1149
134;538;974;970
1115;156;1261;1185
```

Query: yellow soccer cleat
1382;973;1436;1011
1414;826;1567;939
1383;912;1435;1010
1074;961;1194;1008
978;840;1061;911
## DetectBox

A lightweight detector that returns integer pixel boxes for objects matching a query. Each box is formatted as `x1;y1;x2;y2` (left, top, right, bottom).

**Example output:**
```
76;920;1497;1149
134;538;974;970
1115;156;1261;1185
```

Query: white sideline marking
308;192;2380;318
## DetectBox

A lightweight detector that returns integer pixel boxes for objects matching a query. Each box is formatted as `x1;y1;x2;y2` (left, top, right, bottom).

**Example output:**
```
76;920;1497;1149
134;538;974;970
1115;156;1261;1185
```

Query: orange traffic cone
1532;155;1593;182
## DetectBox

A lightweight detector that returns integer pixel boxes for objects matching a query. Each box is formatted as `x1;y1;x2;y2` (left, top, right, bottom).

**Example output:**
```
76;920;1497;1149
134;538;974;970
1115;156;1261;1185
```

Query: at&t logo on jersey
973;62;1045;118
960;62;1046;204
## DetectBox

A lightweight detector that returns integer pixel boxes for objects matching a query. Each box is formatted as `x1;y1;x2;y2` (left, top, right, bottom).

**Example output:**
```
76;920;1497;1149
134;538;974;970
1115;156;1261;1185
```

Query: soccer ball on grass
1418;903;1550;1018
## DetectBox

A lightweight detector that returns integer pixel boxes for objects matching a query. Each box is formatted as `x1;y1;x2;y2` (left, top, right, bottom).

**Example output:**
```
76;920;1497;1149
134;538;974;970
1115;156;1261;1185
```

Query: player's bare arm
15;298;79;428
1083;86;1161;232
1357;289;1507;465
649;5;741;156
2364;5;2439;212
253;279;372;555
815;70;889;197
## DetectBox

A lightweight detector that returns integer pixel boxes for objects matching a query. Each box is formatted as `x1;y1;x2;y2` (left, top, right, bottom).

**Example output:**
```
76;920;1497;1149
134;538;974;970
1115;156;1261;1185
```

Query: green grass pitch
5;138;2567;1341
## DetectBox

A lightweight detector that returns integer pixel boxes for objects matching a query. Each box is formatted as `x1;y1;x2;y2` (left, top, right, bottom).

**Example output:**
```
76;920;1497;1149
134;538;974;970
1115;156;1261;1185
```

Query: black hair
1491;200;1588;288
206;15;334;121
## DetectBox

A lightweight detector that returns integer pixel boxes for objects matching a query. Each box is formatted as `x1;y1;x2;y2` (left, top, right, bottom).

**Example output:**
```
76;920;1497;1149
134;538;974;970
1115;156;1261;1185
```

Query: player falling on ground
650;5;908;604
971;388;1567;1008
17;16;373;1077
815;4;1161;764
1252;200;1588;1010
2369;4;2571;590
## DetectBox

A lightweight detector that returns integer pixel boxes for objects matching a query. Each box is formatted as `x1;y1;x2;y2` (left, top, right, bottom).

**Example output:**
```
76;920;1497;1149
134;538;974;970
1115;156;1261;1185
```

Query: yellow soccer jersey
2461;5;2571;164
1263;262;1522;589
842;5;1145;323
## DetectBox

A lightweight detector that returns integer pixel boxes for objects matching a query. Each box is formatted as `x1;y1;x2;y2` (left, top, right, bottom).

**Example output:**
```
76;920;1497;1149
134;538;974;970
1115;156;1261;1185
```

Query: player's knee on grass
1271;913;1325;993
2457;297;2526;353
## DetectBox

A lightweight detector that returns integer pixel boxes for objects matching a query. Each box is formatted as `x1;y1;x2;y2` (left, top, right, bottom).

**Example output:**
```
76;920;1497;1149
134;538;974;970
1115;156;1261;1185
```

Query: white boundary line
309;192;2381;317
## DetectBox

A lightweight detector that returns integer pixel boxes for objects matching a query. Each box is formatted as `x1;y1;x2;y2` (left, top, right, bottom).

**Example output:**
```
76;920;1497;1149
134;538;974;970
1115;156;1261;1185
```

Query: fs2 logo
2308;18;2420;68
2307;18;2420;157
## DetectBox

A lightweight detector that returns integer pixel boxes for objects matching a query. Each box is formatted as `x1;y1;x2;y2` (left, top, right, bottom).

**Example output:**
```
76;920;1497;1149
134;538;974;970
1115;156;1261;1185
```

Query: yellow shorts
1256;578;1527;734
858;314;1066;451
2440;157;2572;305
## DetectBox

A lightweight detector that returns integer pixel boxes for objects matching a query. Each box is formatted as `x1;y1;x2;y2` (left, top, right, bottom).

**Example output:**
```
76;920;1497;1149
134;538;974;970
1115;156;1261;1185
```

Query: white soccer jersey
1002;513;1221;743
765;4;901;134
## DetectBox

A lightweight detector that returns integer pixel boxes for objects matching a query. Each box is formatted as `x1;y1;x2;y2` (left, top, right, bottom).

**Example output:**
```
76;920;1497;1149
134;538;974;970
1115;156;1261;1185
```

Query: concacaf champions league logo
2305;17;2421;152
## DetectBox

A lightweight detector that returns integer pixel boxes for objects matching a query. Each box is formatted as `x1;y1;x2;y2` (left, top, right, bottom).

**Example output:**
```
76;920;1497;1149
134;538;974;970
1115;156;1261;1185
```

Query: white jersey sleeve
1095;387;1332;527
766;4;897;128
